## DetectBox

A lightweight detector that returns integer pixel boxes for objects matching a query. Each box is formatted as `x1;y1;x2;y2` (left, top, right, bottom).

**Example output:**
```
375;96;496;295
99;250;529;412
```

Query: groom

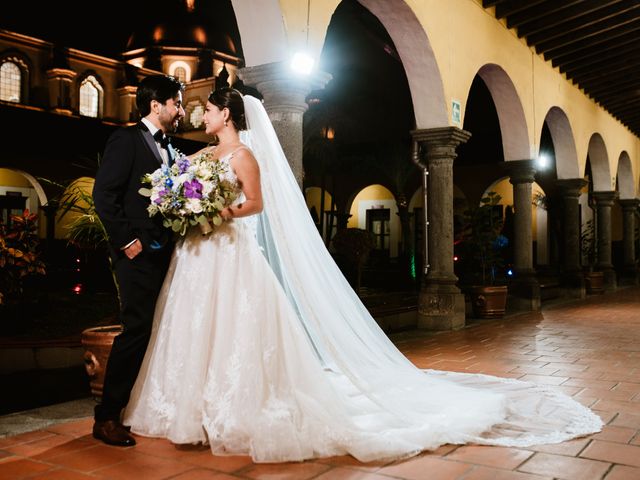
92;74;185;446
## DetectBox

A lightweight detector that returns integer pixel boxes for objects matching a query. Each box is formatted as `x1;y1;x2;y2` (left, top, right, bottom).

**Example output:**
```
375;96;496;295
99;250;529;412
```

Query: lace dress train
124;152;601;463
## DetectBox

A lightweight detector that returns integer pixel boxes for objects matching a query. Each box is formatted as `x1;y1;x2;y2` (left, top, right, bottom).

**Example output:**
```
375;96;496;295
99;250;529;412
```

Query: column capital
556;178;588;198
504;159;536;184
411;127;471;166
411;126;471;147
592;191;617;206
238;62;332;114
619;198;640;211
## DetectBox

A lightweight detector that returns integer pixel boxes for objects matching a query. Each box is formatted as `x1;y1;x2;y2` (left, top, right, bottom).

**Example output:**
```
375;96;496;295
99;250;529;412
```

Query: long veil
239;94;601;449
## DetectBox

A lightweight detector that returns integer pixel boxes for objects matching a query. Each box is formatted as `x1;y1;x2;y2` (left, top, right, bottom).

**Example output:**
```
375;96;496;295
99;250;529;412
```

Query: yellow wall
483;178;545;237
289;0;639;190
347;184;401;257
305;187;333;217
55;177;95;240
347;184;395;228
0;169;33;187
280;0;339;60
0;168;45;237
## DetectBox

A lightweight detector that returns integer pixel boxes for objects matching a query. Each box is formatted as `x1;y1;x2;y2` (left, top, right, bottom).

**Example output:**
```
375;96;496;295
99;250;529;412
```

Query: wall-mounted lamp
291;52;314;75
536;153;549;169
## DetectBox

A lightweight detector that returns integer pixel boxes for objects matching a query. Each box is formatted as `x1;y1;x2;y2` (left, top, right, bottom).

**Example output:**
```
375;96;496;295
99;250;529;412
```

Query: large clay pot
80;325;123;399
584;271;604;294
471;285;508;318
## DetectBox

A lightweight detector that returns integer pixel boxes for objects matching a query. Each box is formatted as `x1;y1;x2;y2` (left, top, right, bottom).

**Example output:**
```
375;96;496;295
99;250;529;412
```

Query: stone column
619;199;639;285
46;68;76;115
505;160;540;311
238;62;332;187
116;86;138;124
592;191;617;291
556;179;587;298
411;127;471;330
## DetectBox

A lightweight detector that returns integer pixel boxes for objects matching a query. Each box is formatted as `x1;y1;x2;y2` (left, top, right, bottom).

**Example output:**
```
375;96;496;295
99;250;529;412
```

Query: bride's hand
220;207;234;221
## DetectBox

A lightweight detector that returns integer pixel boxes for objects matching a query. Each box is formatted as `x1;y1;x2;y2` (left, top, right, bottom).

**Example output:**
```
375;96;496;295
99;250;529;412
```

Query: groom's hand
123;239;143;259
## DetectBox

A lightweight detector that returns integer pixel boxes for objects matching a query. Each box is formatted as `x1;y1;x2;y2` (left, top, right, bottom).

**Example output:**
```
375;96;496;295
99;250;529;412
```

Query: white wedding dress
124;97;602;463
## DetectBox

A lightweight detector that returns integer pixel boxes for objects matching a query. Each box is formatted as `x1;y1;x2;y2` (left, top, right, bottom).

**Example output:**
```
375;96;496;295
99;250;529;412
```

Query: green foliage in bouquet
139;151;238;236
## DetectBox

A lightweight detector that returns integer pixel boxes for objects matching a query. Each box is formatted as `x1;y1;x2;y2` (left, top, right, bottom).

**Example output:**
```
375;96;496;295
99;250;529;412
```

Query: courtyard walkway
1;286;639;479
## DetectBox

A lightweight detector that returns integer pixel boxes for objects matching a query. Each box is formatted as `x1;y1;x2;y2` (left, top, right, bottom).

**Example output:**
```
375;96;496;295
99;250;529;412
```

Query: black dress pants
94;249;171;422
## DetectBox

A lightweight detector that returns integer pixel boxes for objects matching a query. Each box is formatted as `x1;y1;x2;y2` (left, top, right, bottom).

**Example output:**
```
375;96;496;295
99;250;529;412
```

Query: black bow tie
153;130;171;149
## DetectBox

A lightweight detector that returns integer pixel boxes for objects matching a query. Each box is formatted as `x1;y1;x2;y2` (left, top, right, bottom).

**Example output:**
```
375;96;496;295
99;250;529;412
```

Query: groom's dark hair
136;74;184;117
209;87;247;130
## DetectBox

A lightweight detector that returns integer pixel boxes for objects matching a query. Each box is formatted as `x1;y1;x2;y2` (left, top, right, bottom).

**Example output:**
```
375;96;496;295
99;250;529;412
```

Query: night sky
2;0;241;60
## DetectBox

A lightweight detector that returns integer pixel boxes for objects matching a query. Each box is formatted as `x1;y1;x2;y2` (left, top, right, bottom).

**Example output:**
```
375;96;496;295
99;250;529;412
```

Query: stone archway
232;0;448;129
0;168;48;205
229;0;288;66
586;133;615;289
617;151;635;200
475;64;529;161
543;107;579;180
616;151;639;284
586;133;611;191
0;168;47;233
357;0;448;128
348;184;400;258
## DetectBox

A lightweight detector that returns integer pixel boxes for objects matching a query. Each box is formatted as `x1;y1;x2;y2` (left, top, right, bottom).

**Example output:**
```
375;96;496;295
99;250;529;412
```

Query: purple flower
184;179;203;199
177;156;190;174
154;188;169;204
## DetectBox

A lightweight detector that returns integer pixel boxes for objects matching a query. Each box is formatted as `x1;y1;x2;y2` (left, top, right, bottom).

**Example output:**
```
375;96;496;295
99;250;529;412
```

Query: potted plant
332;228;375;294
580;218;604;294
459;191;509;318
53;179;123;398
0;210;46;307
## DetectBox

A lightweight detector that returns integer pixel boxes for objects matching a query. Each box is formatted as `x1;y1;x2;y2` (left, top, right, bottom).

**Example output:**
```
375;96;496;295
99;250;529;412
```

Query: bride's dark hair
208;87;247;131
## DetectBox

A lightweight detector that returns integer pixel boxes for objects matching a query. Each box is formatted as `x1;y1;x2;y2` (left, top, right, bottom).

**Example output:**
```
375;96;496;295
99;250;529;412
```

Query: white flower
174;173;190;187
186;198;203;214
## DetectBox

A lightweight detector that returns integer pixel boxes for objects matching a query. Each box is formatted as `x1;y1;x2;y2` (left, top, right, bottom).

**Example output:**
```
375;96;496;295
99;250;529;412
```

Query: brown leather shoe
93;420;136;447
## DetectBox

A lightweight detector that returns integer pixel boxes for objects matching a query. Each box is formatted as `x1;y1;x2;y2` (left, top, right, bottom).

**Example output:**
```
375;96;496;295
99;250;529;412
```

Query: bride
124;87;602;463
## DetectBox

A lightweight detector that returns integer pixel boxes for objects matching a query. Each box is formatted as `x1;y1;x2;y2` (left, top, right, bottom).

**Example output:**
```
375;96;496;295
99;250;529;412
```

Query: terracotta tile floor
2;286;640;479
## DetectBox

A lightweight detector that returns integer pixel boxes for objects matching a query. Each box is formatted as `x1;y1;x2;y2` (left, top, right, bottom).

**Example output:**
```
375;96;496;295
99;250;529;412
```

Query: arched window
169;61;191;83
174;66;187;84
0;61;21;103
79;75;103;118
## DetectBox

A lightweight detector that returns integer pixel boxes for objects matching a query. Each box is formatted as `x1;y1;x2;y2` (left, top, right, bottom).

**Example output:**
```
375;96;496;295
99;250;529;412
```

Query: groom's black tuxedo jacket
93;122;172;259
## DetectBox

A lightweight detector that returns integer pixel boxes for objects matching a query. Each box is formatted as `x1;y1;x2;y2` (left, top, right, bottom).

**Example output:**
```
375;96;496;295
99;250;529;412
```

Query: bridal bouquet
139;151;238;236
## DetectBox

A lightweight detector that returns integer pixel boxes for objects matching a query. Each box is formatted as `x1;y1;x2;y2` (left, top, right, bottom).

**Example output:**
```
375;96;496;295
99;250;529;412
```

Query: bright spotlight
537;153;549;169
291;52;314;75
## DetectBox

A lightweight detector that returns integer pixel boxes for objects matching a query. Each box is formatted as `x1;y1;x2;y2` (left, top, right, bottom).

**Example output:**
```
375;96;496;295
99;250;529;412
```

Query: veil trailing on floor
239;94;601;450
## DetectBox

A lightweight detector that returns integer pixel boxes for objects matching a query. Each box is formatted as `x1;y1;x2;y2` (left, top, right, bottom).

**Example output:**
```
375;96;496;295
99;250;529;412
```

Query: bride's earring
224;119;228;127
